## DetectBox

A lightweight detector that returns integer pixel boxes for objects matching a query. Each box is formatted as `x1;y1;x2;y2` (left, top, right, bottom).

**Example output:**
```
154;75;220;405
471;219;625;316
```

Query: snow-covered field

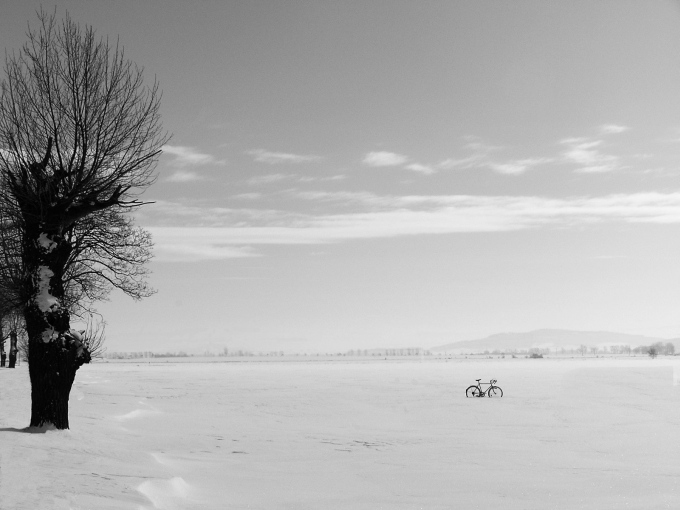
1;357;679;509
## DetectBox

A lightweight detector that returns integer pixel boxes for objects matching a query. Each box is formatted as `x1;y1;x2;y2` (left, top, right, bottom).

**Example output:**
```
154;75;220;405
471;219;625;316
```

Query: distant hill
431;329;677;353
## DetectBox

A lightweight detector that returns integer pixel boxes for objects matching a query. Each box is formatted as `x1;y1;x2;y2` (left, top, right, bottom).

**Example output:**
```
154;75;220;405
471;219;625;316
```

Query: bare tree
0;203;23;368
10;311;27;363
0;11;167;428
0;326;5;367
4;310;25;368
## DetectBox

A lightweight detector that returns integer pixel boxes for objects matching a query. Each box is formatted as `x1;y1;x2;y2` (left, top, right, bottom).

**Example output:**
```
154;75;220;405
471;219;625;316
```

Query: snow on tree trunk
24;230;90;429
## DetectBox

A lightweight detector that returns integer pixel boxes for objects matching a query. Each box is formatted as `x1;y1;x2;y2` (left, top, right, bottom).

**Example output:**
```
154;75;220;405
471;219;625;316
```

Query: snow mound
138;477;191;509
115;408;160;421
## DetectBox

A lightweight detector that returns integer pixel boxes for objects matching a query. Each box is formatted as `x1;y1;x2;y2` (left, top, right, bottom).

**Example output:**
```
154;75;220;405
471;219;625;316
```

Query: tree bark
23;229;90;428
28;337;81;428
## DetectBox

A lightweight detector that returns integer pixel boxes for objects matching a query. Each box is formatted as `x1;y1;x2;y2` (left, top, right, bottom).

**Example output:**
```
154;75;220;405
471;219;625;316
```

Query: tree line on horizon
457;343;676;357
0;10;166;429
104;347;436;359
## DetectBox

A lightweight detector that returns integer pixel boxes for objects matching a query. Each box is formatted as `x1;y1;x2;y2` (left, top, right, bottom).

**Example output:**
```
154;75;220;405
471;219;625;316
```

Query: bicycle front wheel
487;386;503;397
466;386;481;397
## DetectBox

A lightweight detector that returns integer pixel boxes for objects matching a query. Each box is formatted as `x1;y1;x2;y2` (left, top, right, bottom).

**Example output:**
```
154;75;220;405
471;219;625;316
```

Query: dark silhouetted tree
0;10;167;428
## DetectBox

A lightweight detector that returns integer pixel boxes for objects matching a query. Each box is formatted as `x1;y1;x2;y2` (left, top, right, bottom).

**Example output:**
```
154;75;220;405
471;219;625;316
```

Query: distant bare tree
0;10;167;428
14;314;28;363
0;322;6;367
5;310;26;367
648;342;666;357
0;203;24;368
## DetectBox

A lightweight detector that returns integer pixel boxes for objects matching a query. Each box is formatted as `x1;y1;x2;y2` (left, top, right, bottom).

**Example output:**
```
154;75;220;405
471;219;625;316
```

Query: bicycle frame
474;379;493;396
466;379;502;397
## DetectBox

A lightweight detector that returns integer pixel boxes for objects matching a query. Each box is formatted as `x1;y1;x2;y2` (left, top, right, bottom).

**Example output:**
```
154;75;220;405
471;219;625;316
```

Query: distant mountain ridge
431;329;678;353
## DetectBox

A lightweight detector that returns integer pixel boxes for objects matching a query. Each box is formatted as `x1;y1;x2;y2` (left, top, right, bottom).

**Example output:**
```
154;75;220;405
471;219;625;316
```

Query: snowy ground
1;357;679;509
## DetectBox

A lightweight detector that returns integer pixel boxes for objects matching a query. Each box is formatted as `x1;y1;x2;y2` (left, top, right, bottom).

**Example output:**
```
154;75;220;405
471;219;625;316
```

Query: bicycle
466;379;503;397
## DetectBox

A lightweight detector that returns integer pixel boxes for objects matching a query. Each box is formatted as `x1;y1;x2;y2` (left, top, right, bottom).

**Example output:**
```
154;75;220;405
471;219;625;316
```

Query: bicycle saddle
475;379;481;382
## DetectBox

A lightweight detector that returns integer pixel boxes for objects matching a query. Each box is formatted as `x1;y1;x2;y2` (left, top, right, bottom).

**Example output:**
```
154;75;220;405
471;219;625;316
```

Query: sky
3;1;680;353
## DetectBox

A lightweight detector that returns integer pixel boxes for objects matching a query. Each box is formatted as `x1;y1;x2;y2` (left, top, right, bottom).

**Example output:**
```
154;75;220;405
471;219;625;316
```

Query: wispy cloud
363;151;435;175
437;136;507;172
153;242;259;262
144;192;680;261
293;190;385;206
561;138;620;173
363;127;630;178
163;145;226;167
404;163;435;175
363;140;510;175
462;135;504;153
299;174;347;183
136;199;301;229
232;192;263;200
487;158;553;175
248;149;321;164
438;138;549;175
247;173;293;185
437;154;485;170
166;170;204;183
486;163;525;175
362;151;408;167
599;124;629;135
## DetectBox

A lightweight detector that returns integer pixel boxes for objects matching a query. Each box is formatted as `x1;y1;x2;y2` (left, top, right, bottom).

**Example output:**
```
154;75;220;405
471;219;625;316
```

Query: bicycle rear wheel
466;385;481;397
487;386;503;397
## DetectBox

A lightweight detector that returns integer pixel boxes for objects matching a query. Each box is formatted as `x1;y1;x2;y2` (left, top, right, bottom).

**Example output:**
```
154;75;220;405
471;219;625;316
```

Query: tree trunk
28;338;80;428
8;331;17;368
23;229;90;428
0;320;5;367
